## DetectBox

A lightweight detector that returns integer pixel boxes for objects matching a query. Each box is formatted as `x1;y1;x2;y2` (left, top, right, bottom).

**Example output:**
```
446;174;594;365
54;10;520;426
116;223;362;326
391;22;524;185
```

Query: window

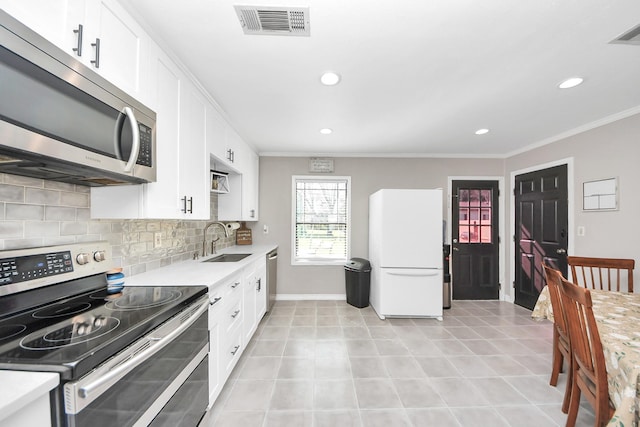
292;176;351;265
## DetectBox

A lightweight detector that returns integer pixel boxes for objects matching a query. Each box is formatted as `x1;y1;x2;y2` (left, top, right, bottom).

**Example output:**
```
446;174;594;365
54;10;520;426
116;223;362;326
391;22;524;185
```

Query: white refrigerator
369;189;443;319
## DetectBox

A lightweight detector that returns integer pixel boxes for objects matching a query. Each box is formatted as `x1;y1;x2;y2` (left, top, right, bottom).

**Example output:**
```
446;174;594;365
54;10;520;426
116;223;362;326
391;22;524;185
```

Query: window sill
292;259;347;267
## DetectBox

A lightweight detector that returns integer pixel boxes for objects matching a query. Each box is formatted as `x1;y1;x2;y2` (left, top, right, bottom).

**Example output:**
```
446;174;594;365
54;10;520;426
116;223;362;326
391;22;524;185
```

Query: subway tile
25;221;59;237
87;222;112;235
44;206;76;221
0;221;24;238
4;174;43;187
43;180;75;192
60;221;88;236
6;204;44;220
76;208;91;221
25;188;60;205
0;184;25;202
60;191;89;207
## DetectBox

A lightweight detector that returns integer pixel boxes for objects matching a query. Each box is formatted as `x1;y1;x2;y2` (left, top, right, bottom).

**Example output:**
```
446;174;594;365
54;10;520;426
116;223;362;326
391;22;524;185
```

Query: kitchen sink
203;253;252;263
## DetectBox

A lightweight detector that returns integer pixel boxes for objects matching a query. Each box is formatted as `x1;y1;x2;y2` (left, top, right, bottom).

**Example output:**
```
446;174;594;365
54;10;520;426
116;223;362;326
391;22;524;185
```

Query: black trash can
345;258;371;308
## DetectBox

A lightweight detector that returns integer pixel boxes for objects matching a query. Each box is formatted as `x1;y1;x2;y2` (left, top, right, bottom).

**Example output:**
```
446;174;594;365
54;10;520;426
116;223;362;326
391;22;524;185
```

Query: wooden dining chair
567;256;635;293
543;264;572;413
558;276;614;427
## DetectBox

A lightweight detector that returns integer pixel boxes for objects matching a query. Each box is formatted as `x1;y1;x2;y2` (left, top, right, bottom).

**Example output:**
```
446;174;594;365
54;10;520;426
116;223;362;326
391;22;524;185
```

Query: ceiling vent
234;5;310;36
610;23;640;45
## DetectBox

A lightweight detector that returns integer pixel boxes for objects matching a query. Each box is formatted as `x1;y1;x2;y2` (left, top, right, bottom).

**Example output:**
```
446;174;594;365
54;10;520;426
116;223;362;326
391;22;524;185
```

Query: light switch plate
577;226;586;237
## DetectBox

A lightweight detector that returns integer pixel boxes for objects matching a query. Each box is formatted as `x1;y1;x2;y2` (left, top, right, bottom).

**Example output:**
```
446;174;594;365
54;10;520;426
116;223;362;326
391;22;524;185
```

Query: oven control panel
0;241;114;297
0;250;73;285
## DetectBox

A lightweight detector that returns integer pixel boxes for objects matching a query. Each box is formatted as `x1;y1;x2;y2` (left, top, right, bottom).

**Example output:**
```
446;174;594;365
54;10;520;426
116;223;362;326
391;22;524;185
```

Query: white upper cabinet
91;47;210;219
0;0;84;54
1;0;151;104
81;0;150;103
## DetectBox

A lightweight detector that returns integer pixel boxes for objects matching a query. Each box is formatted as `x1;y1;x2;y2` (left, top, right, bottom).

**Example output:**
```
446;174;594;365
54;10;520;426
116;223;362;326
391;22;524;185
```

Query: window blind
294;178;349;262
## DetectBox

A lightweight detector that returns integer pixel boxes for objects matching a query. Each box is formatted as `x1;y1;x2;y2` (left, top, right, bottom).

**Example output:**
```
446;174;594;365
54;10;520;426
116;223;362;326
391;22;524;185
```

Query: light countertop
0;370;59;421
126;244;277;287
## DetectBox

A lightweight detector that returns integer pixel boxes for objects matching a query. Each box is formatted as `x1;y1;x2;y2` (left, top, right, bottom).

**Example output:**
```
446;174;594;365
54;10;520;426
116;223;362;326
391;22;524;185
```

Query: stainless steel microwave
0;10;156;186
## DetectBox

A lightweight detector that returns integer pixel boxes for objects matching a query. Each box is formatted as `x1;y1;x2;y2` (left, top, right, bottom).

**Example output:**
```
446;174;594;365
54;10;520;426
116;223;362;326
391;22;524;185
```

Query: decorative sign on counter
236;222;252;245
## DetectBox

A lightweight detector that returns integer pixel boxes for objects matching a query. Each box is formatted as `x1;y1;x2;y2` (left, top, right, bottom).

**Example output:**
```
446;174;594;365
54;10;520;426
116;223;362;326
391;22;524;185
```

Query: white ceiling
124;0;640;157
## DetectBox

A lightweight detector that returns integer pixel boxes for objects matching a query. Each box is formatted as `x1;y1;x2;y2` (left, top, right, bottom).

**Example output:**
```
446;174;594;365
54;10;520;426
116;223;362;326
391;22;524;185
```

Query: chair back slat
543;264;570;339
568;256;635;293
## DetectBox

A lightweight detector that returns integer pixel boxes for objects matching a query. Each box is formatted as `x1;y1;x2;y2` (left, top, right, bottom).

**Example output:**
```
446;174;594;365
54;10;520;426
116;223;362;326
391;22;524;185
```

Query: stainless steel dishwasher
266;248;278;312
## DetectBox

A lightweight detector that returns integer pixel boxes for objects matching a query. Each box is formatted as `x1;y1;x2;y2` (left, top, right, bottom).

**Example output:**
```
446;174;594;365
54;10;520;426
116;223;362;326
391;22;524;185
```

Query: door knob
556;248;567;254
453;239;458;243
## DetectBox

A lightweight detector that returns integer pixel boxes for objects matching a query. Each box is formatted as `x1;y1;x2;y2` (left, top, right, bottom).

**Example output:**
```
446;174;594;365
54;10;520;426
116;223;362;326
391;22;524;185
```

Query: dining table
532;287;640;427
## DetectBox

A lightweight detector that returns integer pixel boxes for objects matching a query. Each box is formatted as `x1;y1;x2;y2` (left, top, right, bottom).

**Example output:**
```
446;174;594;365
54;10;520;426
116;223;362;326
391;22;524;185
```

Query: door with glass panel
452;180;500;300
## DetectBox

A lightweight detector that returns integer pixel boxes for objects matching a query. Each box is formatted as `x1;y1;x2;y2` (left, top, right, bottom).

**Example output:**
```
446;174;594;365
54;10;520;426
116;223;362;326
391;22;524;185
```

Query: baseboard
275;294;346;301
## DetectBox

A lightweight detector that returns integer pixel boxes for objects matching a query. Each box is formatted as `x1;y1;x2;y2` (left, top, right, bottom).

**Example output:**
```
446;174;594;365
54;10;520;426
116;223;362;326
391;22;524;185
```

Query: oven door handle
77;298;208;400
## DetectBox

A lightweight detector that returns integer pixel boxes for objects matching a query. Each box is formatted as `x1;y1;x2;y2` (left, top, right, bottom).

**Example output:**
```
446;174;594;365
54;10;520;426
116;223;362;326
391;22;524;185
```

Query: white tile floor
206;300;596;427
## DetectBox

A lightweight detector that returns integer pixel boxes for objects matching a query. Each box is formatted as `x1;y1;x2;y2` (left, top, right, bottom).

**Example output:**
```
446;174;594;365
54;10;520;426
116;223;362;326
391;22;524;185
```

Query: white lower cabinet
207;286;223;407
207;259;268;408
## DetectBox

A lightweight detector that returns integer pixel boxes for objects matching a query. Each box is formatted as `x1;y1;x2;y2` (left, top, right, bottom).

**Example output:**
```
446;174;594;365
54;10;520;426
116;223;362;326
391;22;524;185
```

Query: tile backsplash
0;174;235;277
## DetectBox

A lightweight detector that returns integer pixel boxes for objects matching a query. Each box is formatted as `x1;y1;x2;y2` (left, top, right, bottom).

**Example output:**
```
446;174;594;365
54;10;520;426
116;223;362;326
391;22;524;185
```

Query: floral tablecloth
533;287;640;427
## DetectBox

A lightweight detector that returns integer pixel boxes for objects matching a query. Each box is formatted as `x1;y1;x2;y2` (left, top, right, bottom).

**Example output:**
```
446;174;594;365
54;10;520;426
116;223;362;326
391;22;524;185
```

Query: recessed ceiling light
320;128;333;135
475;128;489;135
320;72;341;86
558;77;584;89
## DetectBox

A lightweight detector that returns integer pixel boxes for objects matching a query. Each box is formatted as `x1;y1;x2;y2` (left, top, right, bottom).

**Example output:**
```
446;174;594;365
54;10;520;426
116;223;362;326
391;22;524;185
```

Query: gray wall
251;157;504;296
504;113;640;296
0;174;234;278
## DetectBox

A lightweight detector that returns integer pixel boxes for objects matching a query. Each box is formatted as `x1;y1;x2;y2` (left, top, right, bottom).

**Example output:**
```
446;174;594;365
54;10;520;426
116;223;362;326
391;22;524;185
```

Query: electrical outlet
263;224;269;234
154;232;162;248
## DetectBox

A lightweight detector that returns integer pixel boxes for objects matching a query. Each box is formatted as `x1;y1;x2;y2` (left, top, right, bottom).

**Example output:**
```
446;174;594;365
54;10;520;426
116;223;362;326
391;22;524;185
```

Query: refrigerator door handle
386;270;440;277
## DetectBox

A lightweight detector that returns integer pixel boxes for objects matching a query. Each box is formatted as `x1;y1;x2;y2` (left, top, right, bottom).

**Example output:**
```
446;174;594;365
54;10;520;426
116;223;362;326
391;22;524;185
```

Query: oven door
63;297;208;427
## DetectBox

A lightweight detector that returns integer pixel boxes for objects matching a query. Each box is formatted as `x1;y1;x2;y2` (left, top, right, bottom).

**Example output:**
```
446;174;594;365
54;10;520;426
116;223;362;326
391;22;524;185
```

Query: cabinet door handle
230;345;240;355
256;278;261;291
91;38;100;68
209;296;222;306
231;309;240;318
231;281;240;289
226;149;232;162
231;150;235;163
250;209;255;218
181;196;193;214
72;24;83;56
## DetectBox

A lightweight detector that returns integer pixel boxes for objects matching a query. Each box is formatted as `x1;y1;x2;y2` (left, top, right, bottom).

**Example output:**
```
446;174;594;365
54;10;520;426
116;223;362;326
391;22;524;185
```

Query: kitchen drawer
208;286;224;316
222;324;243;377
222;273;243;298
221;292;243;334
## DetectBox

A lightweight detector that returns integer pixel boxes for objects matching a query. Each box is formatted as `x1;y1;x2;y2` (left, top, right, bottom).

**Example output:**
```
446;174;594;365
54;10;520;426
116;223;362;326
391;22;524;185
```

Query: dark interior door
514;164;568;310
452;180;500;300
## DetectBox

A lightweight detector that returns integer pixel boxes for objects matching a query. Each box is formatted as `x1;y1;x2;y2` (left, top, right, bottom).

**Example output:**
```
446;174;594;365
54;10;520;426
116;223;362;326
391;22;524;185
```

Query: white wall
252;156;504;296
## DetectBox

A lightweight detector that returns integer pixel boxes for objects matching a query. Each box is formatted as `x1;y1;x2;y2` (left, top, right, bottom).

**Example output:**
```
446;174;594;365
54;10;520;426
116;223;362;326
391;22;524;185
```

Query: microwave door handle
122;107;140;172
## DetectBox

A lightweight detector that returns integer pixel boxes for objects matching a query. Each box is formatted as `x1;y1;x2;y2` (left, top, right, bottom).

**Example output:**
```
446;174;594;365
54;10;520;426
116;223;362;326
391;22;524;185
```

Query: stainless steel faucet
202;222;229;257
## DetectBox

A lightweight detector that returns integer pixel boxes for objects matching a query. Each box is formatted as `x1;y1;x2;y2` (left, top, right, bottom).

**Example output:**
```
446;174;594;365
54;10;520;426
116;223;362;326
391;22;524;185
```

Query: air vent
234;5;310;36
610;23;640;45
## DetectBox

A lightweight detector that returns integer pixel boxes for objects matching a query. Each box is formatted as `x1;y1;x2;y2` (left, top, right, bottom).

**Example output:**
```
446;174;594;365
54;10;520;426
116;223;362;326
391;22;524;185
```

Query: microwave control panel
136;123;153;167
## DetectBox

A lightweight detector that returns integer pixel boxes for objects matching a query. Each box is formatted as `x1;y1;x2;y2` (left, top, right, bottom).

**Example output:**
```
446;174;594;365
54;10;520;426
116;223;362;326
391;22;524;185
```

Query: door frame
508;157;575;303
447;176;506;301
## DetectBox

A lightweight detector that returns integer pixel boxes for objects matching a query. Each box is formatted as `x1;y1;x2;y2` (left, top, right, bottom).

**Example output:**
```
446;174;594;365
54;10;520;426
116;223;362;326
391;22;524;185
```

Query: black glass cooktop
0;284;206;380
